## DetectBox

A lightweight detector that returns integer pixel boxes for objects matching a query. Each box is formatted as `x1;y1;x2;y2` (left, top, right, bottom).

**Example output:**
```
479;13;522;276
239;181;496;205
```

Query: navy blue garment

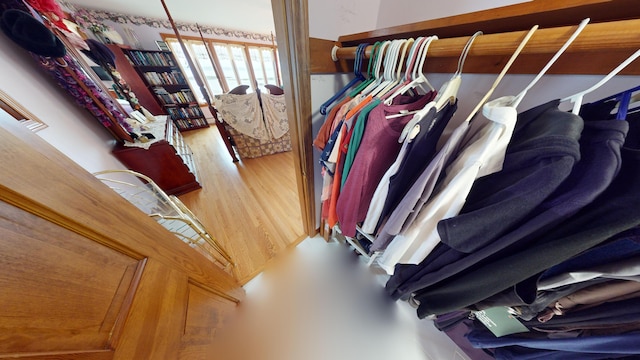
434;311;495;360
521;296;640;329
411;129;640;317
467;328;640;355
484;231;640;314
494;346;635;360
539;227;640;282
437;100;583;253
386;108;627;301
375;100;457;233
473;228;640;315
475;278;611;318
319;120;344;175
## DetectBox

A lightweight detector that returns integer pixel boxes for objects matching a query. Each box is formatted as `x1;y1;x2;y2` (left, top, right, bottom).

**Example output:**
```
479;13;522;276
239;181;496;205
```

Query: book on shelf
167;106;204;120
153;88;196;105
143;71;187;86
124;50;176;67
175;118;209;129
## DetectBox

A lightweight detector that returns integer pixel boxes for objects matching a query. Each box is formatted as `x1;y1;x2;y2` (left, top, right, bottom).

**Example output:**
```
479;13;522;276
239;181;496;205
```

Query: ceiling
65;0;276;34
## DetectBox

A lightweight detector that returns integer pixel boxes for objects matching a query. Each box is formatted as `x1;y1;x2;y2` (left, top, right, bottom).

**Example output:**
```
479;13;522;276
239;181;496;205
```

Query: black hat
0;9;66;58
83;38;116;67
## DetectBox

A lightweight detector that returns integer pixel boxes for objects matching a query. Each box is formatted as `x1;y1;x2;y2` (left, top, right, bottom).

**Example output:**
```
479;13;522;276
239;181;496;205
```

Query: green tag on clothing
474;307;529;337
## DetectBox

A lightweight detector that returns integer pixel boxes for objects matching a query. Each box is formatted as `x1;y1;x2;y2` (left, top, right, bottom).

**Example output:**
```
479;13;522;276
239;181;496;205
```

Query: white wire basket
93;169;234;272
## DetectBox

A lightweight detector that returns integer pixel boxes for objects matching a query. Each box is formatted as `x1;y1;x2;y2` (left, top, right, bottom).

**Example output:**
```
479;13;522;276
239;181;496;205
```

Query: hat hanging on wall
83;38;116;67
0;9;66;57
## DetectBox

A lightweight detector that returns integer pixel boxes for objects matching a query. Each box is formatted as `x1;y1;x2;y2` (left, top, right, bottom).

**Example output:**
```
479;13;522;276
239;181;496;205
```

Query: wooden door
0;115;244;359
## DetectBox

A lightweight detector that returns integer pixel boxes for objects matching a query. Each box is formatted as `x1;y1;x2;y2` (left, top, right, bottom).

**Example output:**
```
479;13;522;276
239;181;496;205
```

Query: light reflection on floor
211;236;470;360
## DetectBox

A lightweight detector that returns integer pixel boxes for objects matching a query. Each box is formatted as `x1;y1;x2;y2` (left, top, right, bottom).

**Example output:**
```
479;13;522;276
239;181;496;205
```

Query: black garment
438;99;583;253
483;227;640;317
412;136;640;317
521;296;640;329
474;278;612;316
375;100;457;233
387;101;628;301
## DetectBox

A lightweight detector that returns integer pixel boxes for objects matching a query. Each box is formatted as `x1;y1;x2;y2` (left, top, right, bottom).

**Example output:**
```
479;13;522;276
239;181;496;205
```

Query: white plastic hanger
410;35;437;94
378;37;425;104
561;48;640;114
369;40;405;97
509;18;590;108
359;41;392;96
383;36;438;106
400;37;425;83
375;38;414;97
463;25;539;124
432;31;483;111
394;32;482;141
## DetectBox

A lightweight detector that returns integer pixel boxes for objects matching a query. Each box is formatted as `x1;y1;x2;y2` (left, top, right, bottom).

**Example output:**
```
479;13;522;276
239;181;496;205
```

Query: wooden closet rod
333;19;640;60
328;19;640;75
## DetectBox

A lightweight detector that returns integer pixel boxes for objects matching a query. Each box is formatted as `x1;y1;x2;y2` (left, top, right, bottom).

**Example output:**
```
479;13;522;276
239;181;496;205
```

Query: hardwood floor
178;125;306;284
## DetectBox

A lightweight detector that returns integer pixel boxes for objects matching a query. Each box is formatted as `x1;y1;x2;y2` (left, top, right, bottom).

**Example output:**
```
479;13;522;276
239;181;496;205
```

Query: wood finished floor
178;124;305;284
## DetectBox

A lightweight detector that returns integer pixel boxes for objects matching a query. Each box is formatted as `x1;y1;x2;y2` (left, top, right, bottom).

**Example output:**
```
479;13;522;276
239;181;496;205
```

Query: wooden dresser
112;116;201;195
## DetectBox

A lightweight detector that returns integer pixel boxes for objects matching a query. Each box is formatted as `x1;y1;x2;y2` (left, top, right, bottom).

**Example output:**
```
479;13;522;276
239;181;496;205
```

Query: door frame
271;0;316;237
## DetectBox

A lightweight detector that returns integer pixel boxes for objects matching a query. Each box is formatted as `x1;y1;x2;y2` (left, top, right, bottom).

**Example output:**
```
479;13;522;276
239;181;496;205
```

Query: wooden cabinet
112;117;202;196
120;48;210;132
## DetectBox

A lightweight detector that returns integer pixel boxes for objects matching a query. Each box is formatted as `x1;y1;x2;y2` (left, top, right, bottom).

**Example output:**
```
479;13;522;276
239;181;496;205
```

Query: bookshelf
122;49;209;132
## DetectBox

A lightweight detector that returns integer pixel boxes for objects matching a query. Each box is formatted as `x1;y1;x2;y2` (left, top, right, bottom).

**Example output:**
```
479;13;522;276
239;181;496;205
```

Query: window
248;46;280;89
191;43;224;97
165;40;206;103
163;35;281;103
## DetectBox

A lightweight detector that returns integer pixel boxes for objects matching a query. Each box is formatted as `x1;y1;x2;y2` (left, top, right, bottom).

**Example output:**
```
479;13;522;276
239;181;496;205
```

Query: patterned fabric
225;123;291;159
261;92;289;139
213;93;269;141
34;54;132;133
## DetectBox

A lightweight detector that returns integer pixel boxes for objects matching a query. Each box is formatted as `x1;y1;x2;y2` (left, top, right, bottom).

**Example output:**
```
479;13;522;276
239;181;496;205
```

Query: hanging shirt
313;96;352;151
340;99;381;188
438;99;583;252
319;95;368;221
520;296;640;330
335;93;435;237
327;114;358;227
538;227;640;289
535;280;640;323
371;115;469;252
386;112;626;300
361;100;457;235
319;120;343;221
411;141;640;318
376;100;458;234
377;96;518;274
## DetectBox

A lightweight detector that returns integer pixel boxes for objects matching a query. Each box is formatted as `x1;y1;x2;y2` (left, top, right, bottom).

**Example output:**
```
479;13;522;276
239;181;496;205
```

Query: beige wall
0;34;127;174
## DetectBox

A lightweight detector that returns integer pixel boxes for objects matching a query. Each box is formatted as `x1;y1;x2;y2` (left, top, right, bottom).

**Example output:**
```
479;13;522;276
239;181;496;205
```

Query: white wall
308;0;382;40
308;0;531;40
375;0;530;29
0;34;127;174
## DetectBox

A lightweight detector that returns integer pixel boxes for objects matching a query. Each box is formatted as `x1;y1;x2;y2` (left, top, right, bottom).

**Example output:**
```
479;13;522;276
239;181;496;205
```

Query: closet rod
331;19;640;62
